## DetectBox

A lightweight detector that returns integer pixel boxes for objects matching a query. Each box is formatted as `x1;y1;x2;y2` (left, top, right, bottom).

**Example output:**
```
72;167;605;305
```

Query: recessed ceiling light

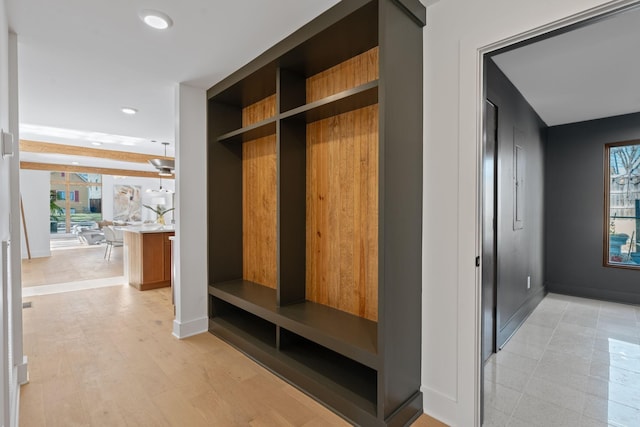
91;142;102;146
140;10;173;30
121;107;137;115
71;161;79;165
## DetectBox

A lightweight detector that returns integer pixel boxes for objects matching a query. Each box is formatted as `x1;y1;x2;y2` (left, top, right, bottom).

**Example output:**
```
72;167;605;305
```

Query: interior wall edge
174;82;208;334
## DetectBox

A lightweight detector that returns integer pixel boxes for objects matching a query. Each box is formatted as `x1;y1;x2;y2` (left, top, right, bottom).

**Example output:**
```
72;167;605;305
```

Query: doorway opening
479;1;640;424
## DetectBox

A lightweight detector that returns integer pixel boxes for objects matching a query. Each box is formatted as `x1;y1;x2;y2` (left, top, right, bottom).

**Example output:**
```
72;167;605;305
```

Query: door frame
473;1;640;425
481;98;498;366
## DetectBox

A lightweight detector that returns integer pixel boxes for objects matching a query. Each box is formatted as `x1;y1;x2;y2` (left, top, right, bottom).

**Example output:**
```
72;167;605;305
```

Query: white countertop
120;225;175;234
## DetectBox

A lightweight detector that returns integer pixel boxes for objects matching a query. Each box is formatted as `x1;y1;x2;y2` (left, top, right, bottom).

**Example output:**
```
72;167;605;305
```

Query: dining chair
103;225;124;261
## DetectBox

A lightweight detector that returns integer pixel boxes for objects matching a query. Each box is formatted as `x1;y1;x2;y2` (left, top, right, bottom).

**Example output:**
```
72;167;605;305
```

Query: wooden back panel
305;47;379;321
242;96;278;289
306;105;379;321
306;47;379;103
243;94;277;126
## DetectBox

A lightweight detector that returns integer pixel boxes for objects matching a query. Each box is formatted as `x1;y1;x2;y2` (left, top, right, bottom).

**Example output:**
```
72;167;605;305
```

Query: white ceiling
492;6;640;127
7;0;339;169
10;0;637;172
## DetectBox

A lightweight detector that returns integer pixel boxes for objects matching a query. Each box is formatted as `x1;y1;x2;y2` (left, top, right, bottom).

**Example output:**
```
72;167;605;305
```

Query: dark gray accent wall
486;59;547;348
546;112;640;303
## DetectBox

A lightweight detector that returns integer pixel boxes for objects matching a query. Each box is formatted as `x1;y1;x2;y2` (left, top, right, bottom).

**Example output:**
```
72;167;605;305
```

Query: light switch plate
1;129;14;158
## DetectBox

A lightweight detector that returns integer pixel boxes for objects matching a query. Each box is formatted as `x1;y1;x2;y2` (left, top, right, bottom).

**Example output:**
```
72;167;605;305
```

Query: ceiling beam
19;139;173;164
20;162;174;179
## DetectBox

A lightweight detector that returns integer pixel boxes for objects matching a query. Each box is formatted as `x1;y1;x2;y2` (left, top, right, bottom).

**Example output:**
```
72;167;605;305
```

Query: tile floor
483;293;640;426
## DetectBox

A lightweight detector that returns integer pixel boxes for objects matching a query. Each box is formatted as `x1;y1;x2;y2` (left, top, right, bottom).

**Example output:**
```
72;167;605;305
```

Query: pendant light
147;142;174;194
148;142;174;176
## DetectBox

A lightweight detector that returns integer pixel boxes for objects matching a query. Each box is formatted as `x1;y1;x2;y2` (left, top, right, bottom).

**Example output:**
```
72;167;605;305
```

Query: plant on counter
143;204;175;225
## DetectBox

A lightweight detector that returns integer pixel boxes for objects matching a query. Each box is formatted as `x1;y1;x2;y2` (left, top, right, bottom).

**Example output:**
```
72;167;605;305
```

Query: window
50;172;102;233
605;141;640;268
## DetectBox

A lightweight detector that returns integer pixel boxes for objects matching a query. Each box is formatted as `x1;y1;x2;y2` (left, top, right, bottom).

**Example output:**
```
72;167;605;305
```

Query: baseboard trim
172;317;208;339
22;249;50;259
17;356;28;385
497;287;546;349
546;282;640;306
385;390;423;427
421;386;457;427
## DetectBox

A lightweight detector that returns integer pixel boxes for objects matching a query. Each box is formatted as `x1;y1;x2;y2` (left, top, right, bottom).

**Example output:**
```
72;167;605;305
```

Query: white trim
457;36;483;427
480;0;640;55
172;317;208;339
420;386;457;427
16;357;27;386
173;83;208;342
13;386;19;427
21;276;125;297
1;241;9;426
21;250;50;260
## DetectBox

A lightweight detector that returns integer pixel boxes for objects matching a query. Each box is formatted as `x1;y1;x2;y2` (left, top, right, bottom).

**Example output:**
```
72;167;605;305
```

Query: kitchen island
122;226;175;290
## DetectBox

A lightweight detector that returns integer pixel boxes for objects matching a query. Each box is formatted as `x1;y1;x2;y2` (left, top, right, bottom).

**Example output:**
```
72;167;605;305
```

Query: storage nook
207;1;425;425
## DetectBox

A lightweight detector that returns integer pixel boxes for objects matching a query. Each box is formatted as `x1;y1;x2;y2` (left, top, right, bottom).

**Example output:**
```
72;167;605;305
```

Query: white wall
173;83;208;338
19;170;51;258
422;0;631;425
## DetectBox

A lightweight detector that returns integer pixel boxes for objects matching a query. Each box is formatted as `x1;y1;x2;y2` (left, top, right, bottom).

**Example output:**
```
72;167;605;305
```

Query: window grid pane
607;142;640;266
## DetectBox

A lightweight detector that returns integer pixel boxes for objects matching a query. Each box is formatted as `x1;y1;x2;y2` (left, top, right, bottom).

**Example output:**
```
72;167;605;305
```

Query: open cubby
279;46;379;114
207;1;425;425
209;296;276;349
278;328;378;416
305;104;380;321
209;280;377;368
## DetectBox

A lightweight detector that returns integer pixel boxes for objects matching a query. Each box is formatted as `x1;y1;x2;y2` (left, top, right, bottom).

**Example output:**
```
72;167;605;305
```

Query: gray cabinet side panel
378;0;424;418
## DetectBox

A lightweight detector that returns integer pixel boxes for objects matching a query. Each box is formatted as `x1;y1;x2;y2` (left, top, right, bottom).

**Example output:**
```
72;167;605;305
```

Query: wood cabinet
207;1;425;425
124;230;175;291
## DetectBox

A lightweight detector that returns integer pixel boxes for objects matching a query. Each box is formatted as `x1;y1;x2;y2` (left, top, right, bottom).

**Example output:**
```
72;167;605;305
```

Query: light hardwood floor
20;246;446;426
22;245;123;288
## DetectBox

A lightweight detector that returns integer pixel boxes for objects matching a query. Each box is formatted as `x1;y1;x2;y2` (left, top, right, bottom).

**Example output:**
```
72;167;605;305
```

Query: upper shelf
215;80;378;143
281;80;378;123
216;118;277;144
209;279;378;368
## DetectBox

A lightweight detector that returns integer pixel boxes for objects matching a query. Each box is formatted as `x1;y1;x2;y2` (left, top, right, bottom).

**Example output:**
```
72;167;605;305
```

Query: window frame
604;139;640;270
